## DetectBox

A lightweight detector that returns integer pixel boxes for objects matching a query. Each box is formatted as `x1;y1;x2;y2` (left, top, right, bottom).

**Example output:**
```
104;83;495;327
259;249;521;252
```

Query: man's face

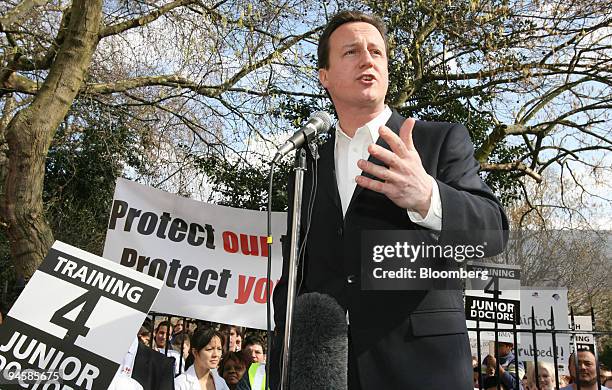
182;340;191;359
139;334;150;346
319;22;388;113
498;343;513;357
229;328;241;351
155;325;170;348
235;334;242;352
174;321;183;334
570;351;597;386
245;343;264;363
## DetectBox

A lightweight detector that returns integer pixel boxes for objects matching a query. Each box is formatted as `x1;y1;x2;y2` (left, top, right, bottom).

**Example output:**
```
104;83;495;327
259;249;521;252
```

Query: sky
91;0;611;230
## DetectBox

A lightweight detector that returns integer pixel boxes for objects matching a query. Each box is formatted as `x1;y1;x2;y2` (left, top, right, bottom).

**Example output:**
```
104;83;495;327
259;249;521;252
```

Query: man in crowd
154;320;172;352
170;318;184;344
561;350;611;390
138;325;151;346
243;334;266;363
109;322;175;390
271;9;508;389
600;365;612;387
133;336;176;390
222;324;243;352
481;341;525;390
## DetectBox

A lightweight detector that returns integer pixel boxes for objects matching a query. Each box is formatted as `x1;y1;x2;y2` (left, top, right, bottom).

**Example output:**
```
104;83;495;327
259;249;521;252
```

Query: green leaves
193;152;291;212
43;99;145;256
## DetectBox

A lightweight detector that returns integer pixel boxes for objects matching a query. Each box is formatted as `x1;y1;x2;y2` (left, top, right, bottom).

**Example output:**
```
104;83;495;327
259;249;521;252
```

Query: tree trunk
0;95;15;189
1;0;102;279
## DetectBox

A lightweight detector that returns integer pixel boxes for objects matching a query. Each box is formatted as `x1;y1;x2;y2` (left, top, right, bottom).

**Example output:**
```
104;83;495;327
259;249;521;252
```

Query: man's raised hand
355;118;433;218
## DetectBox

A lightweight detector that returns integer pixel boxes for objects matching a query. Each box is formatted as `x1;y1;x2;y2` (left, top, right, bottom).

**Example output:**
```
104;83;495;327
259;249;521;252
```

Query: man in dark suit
271;10;508;389
132;341;175;390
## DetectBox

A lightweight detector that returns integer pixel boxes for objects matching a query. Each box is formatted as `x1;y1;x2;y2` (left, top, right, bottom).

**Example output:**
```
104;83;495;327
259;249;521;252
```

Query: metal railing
469;306;612;390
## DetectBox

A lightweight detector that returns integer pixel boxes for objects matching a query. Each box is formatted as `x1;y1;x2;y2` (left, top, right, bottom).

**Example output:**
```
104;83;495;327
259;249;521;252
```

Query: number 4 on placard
483;276;502;299
51;290;100;344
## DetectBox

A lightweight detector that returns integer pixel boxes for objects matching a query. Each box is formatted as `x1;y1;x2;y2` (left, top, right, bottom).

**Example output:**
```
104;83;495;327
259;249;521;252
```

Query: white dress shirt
174;365;230;390
334;106;442;230
166;348;187;375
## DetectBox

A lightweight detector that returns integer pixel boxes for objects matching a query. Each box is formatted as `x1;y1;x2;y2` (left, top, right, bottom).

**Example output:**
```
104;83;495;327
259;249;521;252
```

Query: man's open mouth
359;74;375;81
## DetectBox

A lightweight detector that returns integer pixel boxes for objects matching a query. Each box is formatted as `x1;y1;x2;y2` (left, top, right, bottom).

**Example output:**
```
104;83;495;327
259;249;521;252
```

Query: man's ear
318;68;328;89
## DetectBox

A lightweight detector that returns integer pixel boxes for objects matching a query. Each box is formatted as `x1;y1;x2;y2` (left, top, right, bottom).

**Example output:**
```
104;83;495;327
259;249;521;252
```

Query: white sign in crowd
466;261;521;345
103;178;286;329
517;288;570;374
0;241;162;389
465;262;572;374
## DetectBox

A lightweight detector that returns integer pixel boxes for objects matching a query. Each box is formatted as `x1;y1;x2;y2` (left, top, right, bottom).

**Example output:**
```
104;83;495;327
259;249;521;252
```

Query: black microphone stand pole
280;147;307;390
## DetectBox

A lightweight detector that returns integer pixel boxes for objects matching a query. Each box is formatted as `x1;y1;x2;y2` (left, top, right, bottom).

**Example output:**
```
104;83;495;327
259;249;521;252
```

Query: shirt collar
186;366;198;383
186;367;219;385
336;105;392;141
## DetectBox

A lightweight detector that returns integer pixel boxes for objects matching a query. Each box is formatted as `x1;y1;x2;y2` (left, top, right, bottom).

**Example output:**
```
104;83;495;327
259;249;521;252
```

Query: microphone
289;292;348;390
273;111;332;163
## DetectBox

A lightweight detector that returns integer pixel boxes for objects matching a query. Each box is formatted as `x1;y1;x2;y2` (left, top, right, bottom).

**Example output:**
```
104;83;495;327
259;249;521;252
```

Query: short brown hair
243;334;266;353
317;10;388;69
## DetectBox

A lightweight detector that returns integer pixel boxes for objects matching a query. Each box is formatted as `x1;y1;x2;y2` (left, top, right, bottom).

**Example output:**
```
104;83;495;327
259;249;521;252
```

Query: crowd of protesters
1;304;611;389
108;315;612;390
473;341;611;390
109;317;270;390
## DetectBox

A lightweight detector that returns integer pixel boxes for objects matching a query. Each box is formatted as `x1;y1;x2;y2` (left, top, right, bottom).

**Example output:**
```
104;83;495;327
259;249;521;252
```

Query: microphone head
309;111;333;134
289;292;348;390
272;111;333;163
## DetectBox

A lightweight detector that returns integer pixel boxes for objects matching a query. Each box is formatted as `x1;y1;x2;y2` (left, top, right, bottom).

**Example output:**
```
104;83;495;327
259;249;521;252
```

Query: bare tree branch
0;0;49;30
99;0;197;38
481;161;543;182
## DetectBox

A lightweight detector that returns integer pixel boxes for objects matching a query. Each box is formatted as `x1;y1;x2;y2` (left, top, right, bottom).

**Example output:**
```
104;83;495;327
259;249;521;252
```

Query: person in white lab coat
175;328;229;390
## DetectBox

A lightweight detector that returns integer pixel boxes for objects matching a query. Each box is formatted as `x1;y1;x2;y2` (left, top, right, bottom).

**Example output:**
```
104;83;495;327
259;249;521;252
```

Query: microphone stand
280;147;307;390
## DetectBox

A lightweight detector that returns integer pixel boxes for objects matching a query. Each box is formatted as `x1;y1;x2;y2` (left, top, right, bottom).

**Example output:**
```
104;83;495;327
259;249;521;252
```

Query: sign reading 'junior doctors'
0;241;162;389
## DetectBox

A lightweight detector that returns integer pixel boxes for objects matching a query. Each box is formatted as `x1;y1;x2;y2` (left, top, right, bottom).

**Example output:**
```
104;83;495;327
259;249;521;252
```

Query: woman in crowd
525;361;556;390
218;351;249;390
175;328;229;390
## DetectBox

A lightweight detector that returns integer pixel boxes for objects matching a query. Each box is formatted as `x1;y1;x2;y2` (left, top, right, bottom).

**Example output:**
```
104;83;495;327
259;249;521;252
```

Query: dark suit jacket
132;342;175;390
271;110;509;389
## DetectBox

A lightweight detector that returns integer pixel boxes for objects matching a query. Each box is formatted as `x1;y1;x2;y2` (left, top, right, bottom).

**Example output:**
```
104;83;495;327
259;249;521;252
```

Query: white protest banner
518;288;570;375
570;315;595;352
103;178;286;329
466;261;521;347
0;241;163;389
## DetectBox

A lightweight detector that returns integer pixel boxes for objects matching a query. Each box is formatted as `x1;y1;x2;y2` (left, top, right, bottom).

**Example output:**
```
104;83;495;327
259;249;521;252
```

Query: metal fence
469;306;612;390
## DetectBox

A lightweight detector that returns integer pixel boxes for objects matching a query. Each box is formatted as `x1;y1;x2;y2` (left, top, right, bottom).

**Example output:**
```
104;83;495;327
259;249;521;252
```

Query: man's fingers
357;159;400;182
399;118;416;151
367;144;401;168
378;126;409;158
355;174;388;194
